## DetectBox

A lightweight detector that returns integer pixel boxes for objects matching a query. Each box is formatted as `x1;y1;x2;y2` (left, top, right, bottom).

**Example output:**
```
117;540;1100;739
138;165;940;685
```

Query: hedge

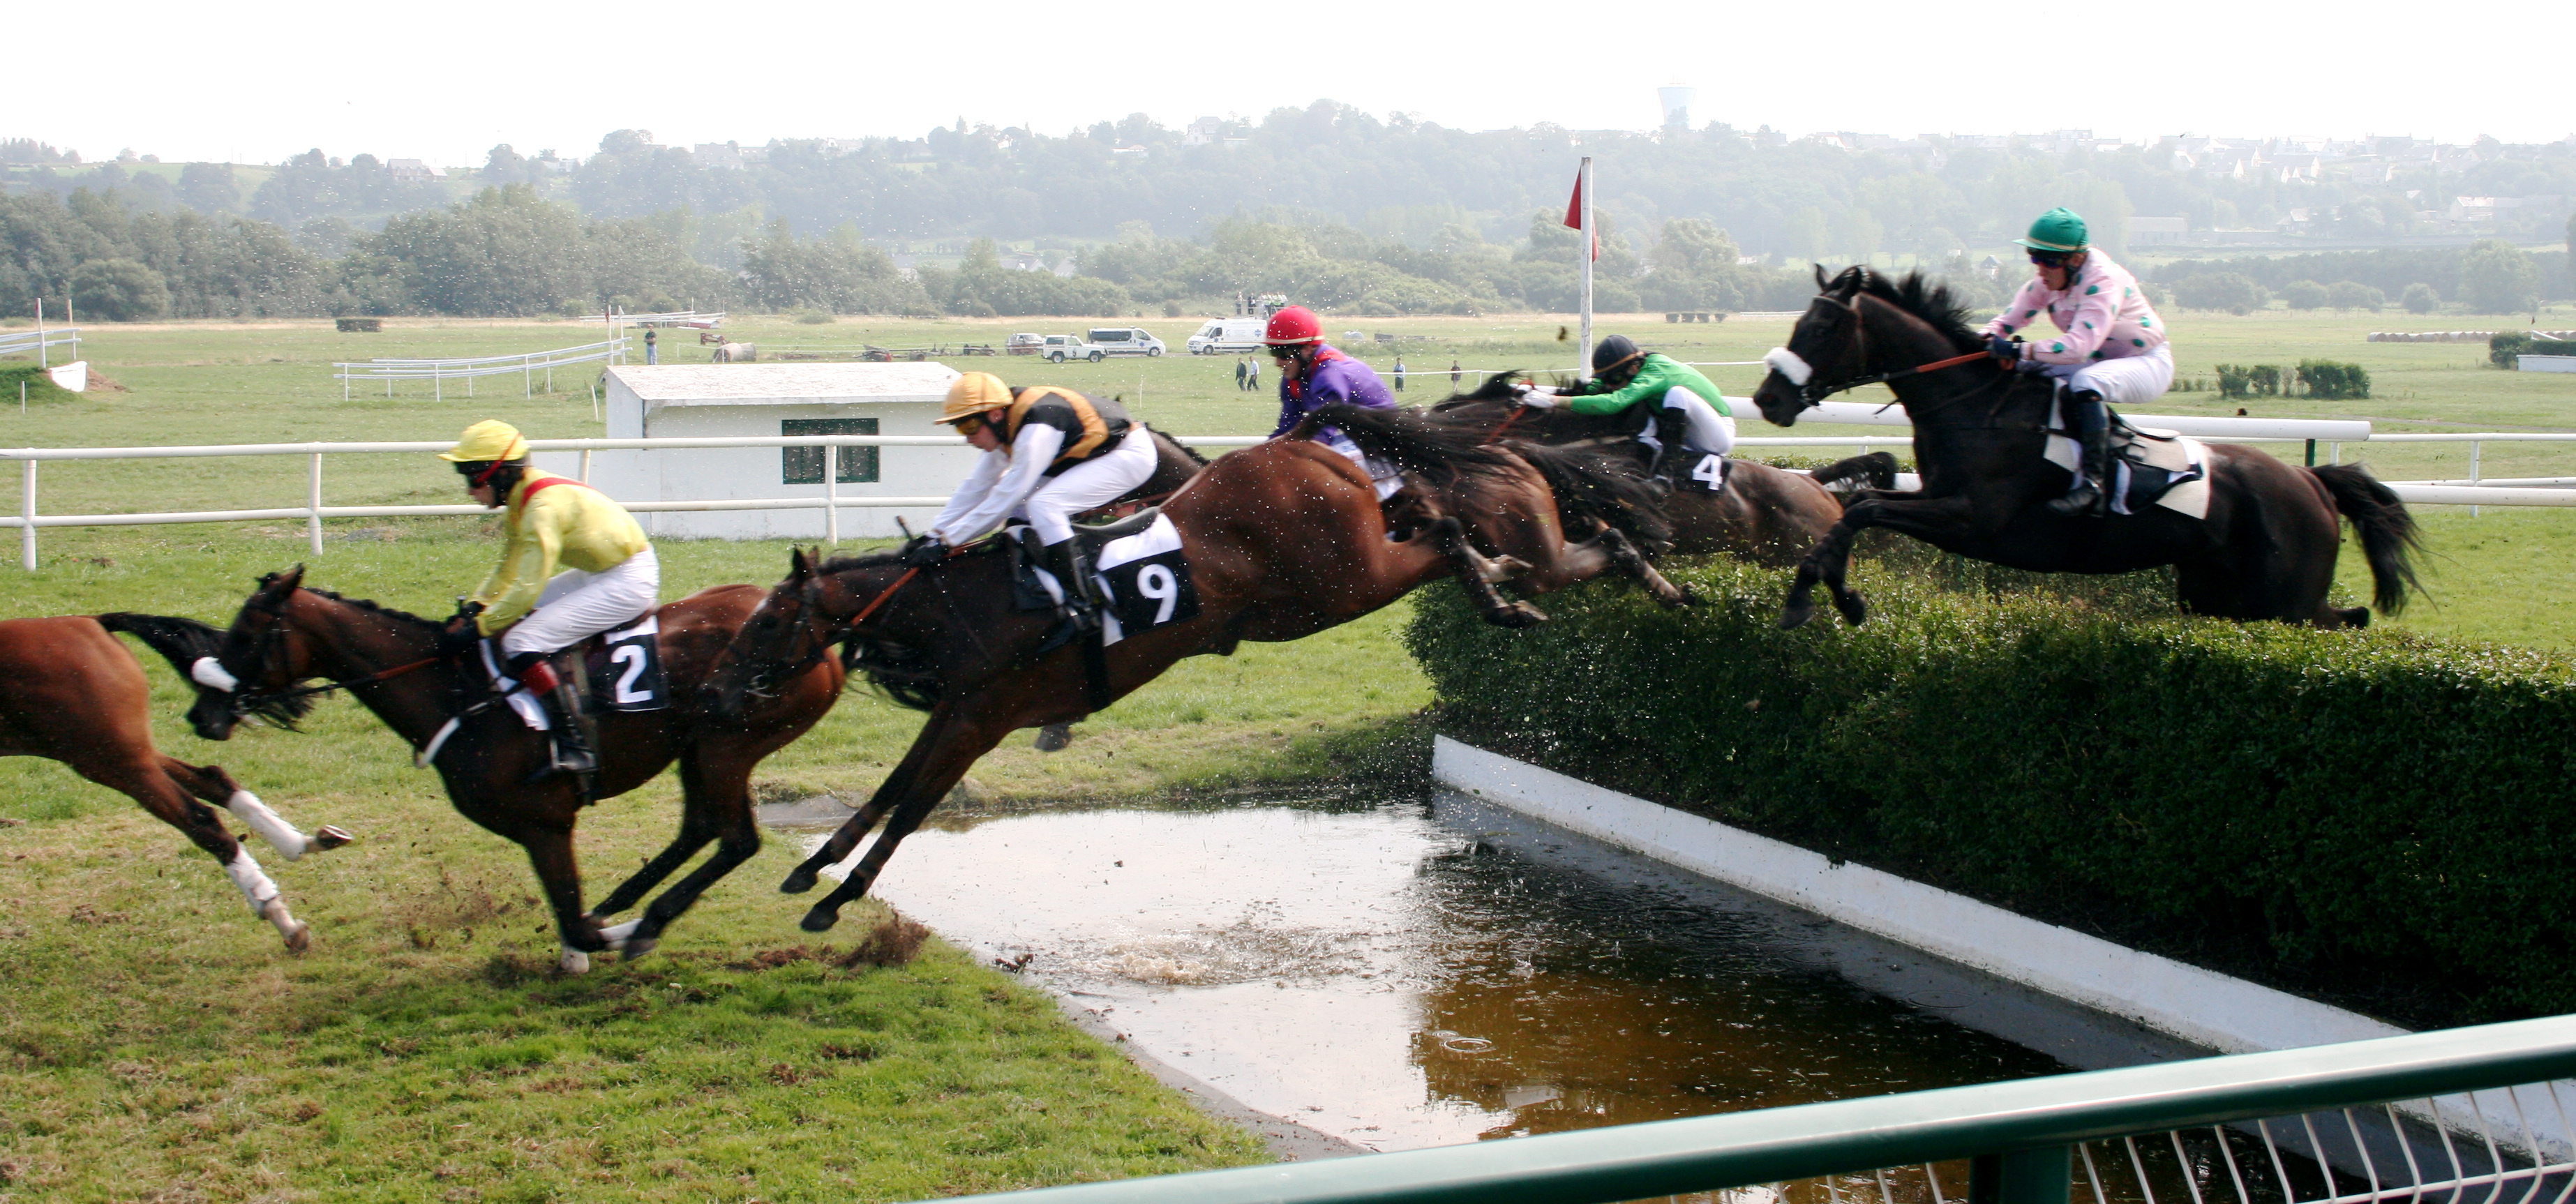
1406;555;2576;1027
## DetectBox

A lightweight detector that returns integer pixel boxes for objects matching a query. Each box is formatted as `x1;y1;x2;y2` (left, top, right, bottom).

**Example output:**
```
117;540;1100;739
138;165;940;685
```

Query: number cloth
1980;253;2169;368
470;472;651;638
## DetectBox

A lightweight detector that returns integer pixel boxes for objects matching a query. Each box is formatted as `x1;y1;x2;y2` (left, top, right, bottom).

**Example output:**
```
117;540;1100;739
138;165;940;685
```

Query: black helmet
1592;334;1645;373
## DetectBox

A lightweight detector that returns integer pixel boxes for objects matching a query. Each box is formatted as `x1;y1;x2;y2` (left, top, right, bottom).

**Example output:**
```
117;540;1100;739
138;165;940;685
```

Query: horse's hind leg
164;760;350;860
1425;514;1547;628
613;746;764;960
589;799;721;921
1590;527;1692;607
87;756;311;951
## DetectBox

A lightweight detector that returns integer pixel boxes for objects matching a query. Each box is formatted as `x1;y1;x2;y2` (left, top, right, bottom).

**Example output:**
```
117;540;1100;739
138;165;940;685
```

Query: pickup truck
1042;334;1104;363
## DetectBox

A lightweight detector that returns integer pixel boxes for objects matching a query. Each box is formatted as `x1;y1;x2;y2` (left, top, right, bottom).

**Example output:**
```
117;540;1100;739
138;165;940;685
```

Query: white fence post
2471;440;2483;518
308;452;324;555
20;459;33;571
825;445;839;547
580;449;593;483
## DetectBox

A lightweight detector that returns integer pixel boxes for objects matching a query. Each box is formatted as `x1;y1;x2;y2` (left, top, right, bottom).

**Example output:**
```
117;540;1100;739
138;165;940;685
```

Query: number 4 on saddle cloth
2044;396;2214;520
1008;510;1201;647
474;614;670;732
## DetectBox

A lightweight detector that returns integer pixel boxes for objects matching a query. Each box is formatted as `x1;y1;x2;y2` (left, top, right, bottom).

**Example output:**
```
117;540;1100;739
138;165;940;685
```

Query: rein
1483;406;1529;445
1797;349;1991;406
253;655;440;704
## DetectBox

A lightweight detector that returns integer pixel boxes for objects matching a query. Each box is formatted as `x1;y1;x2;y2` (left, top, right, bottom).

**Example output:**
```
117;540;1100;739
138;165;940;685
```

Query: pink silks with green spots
1980;253;2168;367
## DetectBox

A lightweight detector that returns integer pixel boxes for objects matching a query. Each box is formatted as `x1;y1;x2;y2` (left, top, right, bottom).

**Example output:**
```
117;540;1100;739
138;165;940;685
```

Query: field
1;303;2573;1201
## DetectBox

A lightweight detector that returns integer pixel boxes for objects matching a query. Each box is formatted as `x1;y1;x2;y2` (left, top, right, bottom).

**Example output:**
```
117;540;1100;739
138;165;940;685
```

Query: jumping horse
702;408;1686;934
187;573;844;971
1751;266;2420;629
0;613;349;950
1430;373;1899;566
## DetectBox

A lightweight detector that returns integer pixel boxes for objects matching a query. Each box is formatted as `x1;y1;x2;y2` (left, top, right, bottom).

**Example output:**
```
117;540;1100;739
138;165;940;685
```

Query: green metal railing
934;1015;2576;1204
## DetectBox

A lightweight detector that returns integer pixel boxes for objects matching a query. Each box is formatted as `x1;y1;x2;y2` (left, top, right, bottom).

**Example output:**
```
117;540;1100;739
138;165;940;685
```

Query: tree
484;144;527;186
2457;239;2540;314
2326;281;2384;312
69;257;170;320
2280;280;2330;310
2402;283;2439;314
175;163;239;213
2176;272;2266;313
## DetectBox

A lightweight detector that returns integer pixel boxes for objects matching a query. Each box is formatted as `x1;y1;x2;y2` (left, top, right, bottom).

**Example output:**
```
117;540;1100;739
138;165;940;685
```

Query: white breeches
1019;430;1160;545
499;545;661;657
2043;344;2175;409
1647;396;1737;457
1322;433;1407;501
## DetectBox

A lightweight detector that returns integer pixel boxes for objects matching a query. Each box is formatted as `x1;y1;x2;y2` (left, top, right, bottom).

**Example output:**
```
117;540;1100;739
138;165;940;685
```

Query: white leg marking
558;947;591;975
599;919;642;948
224;849;280;915
225;790;311;860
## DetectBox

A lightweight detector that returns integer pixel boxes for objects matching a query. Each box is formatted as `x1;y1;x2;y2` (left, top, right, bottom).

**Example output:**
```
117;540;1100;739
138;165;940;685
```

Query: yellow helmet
437;419;529;463
937;372;1011;424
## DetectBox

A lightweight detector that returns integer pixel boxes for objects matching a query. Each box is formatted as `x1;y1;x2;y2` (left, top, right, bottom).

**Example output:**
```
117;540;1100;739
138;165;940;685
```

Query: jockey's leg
2046;349;2171;517
1653;396;1737;486
1019;433;1158;627
498;546;661;781
1321;432;1407;502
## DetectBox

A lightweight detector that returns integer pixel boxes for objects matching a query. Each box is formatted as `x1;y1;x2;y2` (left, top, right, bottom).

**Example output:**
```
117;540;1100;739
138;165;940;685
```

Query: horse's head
1752;265;1873;428
189;565;320;740
702;547;844;721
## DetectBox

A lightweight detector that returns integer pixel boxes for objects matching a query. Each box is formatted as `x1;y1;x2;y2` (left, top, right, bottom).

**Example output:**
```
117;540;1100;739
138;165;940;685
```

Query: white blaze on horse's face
191;656;240;692
1764;347;1814;387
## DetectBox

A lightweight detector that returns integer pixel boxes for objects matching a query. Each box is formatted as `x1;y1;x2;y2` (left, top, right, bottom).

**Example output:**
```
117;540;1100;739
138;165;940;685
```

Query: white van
1187;317;1268;355
1086;326;1166;357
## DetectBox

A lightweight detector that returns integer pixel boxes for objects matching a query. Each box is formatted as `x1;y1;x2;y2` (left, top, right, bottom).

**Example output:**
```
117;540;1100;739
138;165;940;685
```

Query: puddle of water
786;789;2127;1153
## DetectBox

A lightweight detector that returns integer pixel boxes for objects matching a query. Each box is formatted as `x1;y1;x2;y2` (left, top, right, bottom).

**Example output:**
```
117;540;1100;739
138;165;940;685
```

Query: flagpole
1578;156;1594;383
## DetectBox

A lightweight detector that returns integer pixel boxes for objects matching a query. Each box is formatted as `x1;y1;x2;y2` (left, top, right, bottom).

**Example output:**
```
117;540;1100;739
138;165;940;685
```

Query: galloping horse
1751;267;2420;629
703;412;1684;935
0;613;348;950
187;572;844;970
1430;373;1898;566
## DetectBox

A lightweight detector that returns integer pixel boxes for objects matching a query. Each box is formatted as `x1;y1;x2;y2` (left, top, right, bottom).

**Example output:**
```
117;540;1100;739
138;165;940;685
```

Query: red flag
1562;173;1598;261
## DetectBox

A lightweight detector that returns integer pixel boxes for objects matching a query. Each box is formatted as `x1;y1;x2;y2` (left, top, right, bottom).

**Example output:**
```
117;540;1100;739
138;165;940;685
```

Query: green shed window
781;417;879;484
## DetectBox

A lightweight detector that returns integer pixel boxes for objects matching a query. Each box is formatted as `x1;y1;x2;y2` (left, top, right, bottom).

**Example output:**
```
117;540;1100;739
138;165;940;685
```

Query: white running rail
331;337;631;400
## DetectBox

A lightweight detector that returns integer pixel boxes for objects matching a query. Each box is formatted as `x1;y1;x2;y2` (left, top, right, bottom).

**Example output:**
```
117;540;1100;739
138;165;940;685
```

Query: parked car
1186;317;1270;354
1006;333;1047;356
1086;327;1166;357
1043;334;1105;363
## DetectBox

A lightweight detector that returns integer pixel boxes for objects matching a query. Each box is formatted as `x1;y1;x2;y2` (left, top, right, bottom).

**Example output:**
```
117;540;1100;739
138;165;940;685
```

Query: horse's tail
1507;439;1674;550
97;612;225;677
1313;402;1519;490
1811;451;1901;492
2309;463;2424;615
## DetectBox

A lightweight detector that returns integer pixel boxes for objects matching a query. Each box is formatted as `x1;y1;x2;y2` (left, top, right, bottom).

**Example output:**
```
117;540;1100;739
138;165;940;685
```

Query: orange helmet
1263;305;1324;346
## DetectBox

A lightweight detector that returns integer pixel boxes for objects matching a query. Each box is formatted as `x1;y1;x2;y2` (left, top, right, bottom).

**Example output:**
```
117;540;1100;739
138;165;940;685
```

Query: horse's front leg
1784;493;1976;628
516;822;606;972
802;706;1016;933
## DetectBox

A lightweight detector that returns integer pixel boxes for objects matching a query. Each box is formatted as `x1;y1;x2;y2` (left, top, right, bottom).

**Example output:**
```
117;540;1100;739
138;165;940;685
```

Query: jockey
1518;336;1735;488
1263;305;1405;500
912;371;1157;629
437;419;656;778
1982;206;2174;516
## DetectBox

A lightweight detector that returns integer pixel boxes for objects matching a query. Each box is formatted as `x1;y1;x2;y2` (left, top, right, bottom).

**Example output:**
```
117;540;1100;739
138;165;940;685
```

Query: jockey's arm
2021;285;2122;366
1561;358;1675;416
472;501;567;635
929;423;1066;543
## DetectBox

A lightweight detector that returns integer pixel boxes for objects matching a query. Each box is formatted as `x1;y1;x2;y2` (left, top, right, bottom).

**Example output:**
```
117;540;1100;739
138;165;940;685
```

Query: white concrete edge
1430;735;2401;1056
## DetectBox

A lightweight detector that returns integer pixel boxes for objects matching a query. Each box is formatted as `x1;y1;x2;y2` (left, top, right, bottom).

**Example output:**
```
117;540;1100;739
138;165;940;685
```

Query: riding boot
509;652;598;785
2046;390;2113;517
1041;538;1104;633
1651;413;1700;490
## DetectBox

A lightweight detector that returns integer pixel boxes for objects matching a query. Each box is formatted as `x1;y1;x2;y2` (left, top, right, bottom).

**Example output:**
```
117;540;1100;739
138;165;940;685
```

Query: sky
28;0;2570;167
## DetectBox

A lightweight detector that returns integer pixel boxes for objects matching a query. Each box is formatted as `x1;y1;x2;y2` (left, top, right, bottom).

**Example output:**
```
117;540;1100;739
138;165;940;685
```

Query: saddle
2044;398;2211;519
472;610;669;732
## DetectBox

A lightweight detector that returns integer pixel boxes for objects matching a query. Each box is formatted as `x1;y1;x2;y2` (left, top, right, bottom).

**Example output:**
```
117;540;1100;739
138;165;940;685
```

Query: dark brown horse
0;614;349;951
186;572;844;970
1430;373;1896;566
703;417;1684;934
1750;267;2420;629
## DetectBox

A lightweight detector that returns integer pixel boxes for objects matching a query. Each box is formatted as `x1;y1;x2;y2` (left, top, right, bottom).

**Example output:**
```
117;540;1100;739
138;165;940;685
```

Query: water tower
1658;84;1696;130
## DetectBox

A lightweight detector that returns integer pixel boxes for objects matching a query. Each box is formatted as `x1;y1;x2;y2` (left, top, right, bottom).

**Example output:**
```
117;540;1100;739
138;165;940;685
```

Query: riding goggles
952;415;984;437
1267;344;1306;360
2027;249;2075;267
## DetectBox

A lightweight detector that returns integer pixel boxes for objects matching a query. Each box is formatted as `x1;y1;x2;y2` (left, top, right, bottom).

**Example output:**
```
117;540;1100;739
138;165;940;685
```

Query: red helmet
1263;305;1323;346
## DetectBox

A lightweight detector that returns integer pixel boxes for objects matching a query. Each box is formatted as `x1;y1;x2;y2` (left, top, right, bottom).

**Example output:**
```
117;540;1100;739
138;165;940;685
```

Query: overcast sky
35;0;2569;167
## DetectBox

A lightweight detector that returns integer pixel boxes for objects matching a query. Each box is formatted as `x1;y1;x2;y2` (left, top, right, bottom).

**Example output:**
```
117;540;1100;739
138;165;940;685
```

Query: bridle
197;587;440;719
1769;292;2012;420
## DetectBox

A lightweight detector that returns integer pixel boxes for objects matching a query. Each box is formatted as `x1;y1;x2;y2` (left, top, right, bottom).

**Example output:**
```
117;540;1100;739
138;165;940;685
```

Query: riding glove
897;536;949;569
1519;393;1560;409
435;619;483;661
1986;335;2022;363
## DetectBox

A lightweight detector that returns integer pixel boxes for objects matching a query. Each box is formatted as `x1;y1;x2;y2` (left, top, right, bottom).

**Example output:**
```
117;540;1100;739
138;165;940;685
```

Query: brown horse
703;419;1684;934
1750;267;2420;629
185;572;844;970
1430;373;1895;566
0;614;349;950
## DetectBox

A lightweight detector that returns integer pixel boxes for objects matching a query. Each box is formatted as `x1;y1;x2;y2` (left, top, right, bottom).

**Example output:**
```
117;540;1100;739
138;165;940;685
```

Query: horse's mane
258;573;439;627
816;548;905;575
1851;270;1984;352
1143;421;1208;467
1429;371;1525;412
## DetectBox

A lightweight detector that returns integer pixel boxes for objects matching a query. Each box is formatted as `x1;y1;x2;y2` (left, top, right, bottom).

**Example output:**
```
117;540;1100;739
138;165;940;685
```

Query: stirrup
2047;481;2104;517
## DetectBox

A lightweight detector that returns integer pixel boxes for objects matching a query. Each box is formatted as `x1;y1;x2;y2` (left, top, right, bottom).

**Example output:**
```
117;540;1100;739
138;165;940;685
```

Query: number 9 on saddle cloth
1008;512;1201;646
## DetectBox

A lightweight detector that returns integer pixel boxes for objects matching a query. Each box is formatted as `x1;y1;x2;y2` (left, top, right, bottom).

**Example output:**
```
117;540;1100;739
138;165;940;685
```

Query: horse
712;342;756;363
1429;373;1898;566
0;613;349;951
702;414;1684;934
1749;266;2421;629
184;572;844;971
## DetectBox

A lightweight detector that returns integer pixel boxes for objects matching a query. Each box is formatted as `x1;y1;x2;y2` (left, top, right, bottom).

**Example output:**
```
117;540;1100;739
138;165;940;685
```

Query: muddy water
788;788;2187;1154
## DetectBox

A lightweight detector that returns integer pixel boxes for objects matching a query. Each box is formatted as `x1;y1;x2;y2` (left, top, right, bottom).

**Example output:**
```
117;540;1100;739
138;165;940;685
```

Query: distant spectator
1235;356;1248;391
1393;355;1407;391
1450;359;1462;386
1245;358;1259;391
643;328;658;365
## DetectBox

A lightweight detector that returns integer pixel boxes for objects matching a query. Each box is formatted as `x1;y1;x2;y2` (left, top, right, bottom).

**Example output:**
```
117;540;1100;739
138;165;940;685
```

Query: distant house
1111;145;1148;158
1183;117;1225;146
385;158;446;183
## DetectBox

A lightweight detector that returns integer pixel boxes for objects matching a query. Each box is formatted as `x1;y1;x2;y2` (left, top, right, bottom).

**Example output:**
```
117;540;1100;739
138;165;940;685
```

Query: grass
1;303;2572;1198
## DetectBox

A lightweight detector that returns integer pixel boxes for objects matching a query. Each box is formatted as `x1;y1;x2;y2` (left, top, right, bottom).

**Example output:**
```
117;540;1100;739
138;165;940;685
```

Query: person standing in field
1235;356;1248;391
643;328;658;364
1451;358;1462;387
1979;206;2173;517
1245;356;1259;392
1393;355;1407;391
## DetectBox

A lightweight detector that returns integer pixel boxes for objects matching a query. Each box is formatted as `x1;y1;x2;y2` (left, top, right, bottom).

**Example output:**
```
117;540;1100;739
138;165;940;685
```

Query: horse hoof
1483;603;1548;629
311;825;354;851
620;935;659;961
780;867;821;895
1035;723;1073;753
1777;597;1815;629
558;948;592;975
1833;593;1870;625
282;921;312;954
799;904;843;933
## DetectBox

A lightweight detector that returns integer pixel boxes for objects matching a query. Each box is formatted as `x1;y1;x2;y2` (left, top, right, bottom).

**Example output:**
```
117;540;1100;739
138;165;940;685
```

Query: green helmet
2013;207;2088;253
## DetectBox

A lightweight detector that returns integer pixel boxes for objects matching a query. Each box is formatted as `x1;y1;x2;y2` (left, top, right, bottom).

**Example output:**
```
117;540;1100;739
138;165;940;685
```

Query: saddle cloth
477;612;668;731
2045;399;2212;520
1009;511;1200;647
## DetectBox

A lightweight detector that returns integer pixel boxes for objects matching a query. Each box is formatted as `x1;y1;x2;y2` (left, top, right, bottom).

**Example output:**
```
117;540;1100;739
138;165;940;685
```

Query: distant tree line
2155;242;2570;315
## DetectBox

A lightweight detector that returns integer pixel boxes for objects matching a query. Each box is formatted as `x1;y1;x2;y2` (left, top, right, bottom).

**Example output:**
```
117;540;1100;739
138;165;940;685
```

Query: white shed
578;362;972;540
